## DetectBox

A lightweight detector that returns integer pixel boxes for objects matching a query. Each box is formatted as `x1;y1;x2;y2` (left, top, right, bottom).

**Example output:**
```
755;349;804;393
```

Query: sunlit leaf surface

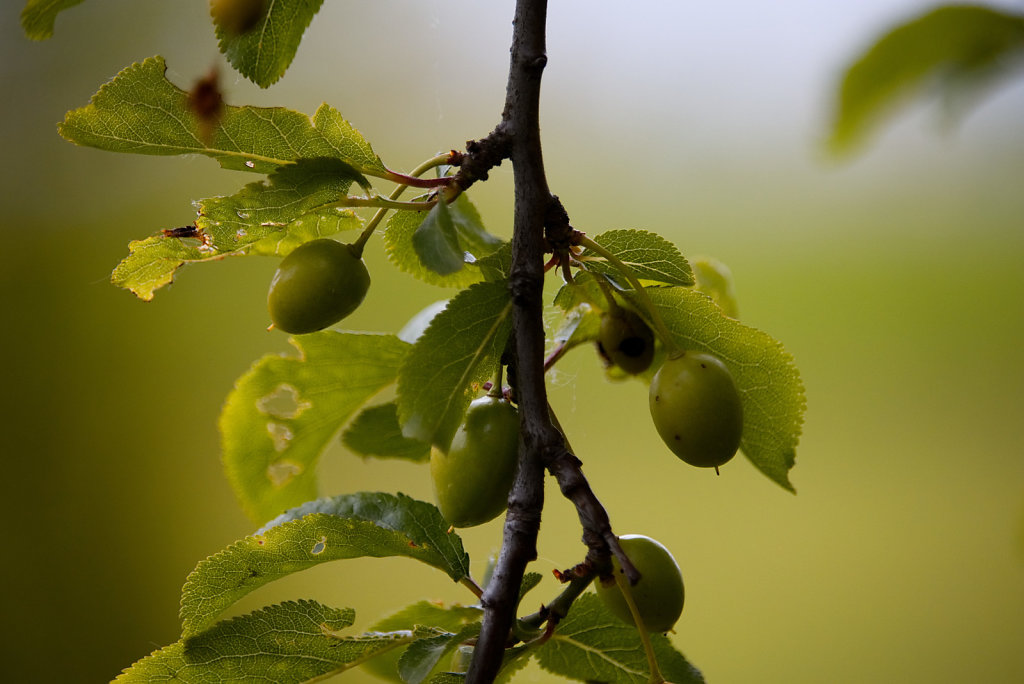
397;282;513;449
181;492;470;636
221;332;408;522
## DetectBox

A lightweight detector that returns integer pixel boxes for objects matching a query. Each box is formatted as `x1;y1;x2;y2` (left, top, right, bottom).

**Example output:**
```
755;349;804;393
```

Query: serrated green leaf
118;600;413;683
370;601;484;633
364;601;484;683
477;242;513;283
417;644;530;684
537;593;704;684
181;492;470;636
578;229;694;287
258;492;470;577
639;287;805;491
691;256;739;319
60;56;386;175
313;104;388;175
519;572;544;603
399;624;481;684
215;0;325;87
449;194;505;258
249;208;362;256
551;301;603;358
111;208;359;301
110;235;206;302
385;209;485;288
414;200;465;276
21;0;84;39
341;402;432;462
196;157;366;244
399;300;451;345
220;332;409;523
830;5;1024;154
429;674;465;684
397;282;514;449
553;272;604;312
112;158;364;300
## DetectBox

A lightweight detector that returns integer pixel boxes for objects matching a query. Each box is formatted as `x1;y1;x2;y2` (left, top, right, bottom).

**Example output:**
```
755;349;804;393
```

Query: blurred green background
3;1;1023;682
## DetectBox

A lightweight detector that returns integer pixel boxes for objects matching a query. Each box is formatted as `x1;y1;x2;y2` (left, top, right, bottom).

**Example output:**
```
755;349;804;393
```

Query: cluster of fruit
266;238;742;633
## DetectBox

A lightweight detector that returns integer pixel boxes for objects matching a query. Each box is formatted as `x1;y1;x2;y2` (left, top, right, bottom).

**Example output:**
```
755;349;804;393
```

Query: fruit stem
542;340;568;373
383;169;452;188
461;576;485;600
575;235;680;356
613;570;666;684
518;570;595;631
352;153;453;255
593;275;623;314
487;364;505;399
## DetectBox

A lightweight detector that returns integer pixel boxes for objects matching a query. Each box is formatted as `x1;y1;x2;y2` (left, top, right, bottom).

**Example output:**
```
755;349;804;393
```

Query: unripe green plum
267;239;370;335
649;351;743;468
597;308;655;375
430;396;520;528
596;534;684;633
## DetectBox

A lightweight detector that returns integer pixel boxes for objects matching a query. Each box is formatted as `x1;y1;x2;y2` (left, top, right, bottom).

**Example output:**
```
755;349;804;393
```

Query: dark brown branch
452;126;513;193
466;1;635;680
465;1;553;681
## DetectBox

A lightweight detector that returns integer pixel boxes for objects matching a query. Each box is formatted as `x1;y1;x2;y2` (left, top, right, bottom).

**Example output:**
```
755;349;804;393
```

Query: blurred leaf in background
830;4;1024;155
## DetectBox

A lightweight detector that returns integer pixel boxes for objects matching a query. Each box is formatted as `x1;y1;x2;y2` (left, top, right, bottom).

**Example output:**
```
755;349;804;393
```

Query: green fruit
597;308;655;375
596;534;685;633
430;395;520;528
267;239;370;334
649;351;743;468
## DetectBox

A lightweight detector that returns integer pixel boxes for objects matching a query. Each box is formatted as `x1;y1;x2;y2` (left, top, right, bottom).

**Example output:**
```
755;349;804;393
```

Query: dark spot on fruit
620;336;647;358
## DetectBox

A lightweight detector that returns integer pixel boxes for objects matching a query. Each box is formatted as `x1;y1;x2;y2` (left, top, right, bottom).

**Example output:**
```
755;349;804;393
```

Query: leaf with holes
113;159;364;300
397;281;514;449
181;492;470;636
220;332;409;523
60;56;386;175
